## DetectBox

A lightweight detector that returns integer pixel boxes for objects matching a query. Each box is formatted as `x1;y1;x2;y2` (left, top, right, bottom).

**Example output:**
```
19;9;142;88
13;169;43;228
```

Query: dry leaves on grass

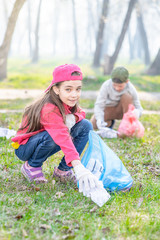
137;197;144;208
148;166;160;176
53;208;61;216
55;191;65;199
15;213;23;220
22;229;28;237
40;224;51;230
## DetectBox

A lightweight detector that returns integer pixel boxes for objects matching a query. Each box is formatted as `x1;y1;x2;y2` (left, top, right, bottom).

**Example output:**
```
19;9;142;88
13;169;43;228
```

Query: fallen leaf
22;229;28;237
148;166;160;176
61;226;74;235
18;185;28;191
137;197;144;208
40;224;51;230
147;194;152;200
139;183;143;190
90;206;98;213
53;208;61;216
62;234;75;239
52;179;56;187
15;213;23;220
102;227;110;234
31;184;40;191
55;191;64;199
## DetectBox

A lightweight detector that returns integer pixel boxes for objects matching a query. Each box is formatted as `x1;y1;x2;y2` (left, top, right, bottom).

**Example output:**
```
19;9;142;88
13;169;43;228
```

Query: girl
12;64;102;195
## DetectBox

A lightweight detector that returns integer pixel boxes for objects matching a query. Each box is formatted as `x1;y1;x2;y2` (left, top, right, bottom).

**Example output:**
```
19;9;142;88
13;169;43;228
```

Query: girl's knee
82;119;93;131
42;132;56;148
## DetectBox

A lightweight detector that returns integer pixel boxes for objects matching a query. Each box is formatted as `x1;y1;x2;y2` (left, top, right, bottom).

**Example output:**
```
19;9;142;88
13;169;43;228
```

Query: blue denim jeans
15;119;93;171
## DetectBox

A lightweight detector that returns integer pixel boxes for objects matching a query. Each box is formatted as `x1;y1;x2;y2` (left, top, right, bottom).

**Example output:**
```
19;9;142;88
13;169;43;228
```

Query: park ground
0;60;160;240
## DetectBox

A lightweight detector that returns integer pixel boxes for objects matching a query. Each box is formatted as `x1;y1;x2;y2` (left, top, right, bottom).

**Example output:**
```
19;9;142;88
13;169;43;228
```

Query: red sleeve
75;106;86;123
40;104;80;166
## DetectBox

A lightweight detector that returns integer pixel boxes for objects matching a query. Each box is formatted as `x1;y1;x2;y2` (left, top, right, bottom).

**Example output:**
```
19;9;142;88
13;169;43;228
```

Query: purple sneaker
21;161;48;184
53;167;77;184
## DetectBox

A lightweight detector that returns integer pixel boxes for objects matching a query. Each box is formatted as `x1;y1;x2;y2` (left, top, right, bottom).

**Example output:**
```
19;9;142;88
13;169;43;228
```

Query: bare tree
2;0;8;24
52;0;60;55
86;0;96;54
27;0;32;58
0;0;26;80
93;0;109;67
32;0;43;63
128;27;134;61
71;0;78;59
103;0;137;74
136;1;150;65
146;48;160;75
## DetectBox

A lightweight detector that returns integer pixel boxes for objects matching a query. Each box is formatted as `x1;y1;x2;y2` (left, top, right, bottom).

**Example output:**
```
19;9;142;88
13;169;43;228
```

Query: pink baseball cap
45;64;83;92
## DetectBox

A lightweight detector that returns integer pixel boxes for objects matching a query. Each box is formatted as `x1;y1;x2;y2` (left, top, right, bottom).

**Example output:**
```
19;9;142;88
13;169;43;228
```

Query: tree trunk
103;0;137;74
27;0;32;57
72;0;78;60
136;3;150;65
93;0;109;67
135;26;143;59
146;48;160;75
32;0;42;63
52;0;59;55
2;0;8;24
0;0;26;80
128;28;134;61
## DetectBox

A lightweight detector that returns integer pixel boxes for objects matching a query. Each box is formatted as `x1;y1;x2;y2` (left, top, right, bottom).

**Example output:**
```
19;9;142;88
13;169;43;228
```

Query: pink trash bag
118;104;145;138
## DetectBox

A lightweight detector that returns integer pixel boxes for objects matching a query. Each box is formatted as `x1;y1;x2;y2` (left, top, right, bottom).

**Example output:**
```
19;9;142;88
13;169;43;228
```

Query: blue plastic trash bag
81;131;133;192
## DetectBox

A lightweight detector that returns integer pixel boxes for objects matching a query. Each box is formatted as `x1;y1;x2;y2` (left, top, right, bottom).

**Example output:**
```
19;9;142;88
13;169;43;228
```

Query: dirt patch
0;89;160;101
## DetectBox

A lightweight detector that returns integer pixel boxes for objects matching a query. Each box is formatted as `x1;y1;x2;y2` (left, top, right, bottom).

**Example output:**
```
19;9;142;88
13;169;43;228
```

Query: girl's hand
74;163;103;194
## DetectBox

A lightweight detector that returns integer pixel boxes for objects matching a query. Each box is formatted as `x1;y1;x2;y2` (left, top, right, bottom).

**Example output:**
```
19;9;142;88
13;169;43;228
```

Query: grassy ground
0;112;160;240
0;60;160;239
0;59;160;92
0;98;160;112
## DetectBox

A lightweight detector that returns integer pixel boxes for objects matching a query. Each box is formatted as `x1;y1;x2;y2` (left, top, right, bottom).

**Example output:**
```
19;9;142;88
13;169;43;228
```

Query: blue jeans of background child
15;119;93;171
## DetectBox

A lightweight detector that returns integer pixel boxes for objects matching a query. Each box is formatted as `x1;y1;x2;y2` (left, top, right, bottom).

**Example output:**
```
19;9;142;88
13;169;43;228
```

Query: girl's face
53;80;82;107
112;80;128;92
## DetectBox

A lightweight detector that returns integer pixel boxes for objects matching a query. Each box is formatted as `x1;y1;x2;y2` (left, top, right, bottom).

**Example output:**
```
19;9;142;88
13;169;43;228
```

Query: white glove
97;127;118;138
65;114;76;131
74;163;103;194
133;109;140;119
96;119;108;130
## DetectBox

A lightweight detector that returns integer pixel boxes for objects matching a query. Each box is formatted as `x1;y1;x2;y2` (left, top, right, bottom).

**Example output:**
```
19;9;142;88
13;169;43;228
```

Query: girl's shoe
53;167;77;184
21;161;48;184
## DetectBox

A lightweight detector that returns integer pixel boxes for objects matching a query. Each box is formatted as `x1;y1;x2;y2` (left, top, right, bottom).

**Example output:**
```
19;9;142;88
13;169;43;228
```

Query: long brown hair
19;82;78;133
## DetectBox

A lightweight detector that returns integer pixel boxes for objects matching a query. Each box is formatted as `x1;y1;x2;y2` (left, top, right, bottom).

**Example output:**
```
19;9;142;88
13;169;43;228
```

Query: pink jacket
11;103;85;166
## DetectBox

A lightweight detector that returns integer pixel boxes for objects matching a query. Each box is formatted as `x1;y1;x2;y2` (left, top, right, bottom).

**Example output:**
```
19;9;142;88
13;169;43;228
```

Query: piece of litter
0;127;16;139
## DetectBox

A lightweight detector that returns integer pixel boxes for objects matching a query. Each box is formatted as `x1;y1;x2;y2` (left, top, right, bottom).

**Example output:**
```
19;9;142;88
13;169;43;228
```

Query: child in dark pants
12;64;103;197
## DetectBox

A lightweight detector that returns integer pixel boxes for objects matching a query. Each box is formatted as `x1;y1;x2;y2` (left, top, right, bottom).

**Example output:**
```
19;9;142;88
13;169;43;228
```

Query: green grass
0;99;32;110
141;100;160;111
0;59;160;239
1;98;160;112
0;113;160;240
0;59;160;92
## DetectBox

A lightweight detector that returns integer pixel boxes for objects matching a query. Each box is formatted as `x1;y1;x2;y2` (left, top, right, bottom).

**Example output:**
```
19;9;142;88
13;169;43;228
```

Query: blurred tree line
0;0;160;80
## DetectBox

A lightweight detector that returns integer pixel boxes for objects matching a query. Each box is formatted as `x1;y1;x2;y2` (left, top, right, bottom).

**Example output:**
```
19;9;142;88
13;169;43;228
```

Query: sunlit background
0;0;159;60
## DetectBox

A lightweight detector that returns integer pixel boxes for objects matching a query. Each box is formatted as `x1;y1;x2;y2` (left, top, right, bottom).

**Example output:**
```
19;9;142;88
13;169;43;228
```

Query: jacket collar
63;103;73;114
